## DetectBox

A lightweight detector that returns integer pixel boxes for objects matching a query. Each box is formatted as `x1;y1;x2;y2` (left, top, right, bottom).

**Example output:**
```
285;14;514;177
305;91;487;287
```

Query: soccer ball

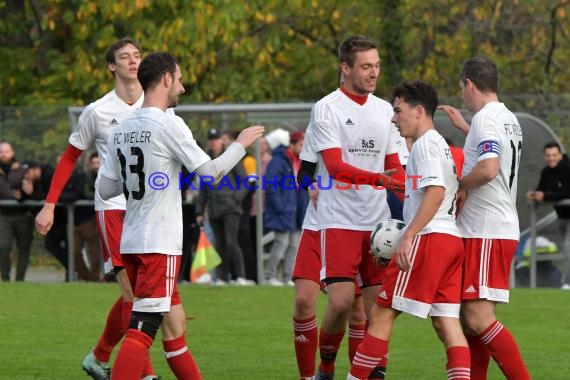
370;219;406;261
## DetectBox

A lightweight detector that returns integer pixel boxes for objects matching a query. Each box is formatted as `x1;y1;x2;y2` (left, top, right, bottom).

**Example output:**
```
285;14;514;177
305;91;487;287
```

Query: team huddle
34;35;529;380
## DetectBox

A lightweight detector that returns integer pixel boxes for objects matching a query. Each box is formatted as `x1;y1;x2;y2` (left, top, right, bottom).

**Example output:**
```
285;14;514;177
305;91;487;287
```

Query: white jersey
403;129;461;237
459;102;522;240
299;126;318;231
103;107;210;255
311;89;400;231
70;90;143;211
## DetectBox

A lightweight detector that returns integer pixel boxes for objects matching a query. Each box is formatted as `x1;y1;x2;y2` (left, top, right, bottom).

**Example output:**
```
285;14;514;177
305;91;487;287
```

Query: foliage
1;0;569;107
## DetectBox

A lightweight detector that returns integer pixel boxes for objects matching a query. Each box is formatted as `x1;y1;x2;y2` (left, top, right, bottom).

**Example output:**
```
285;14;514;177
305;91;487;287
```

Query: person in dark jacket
0;142;35;281
264;129;307;286
195;129;254;286
527;142;570;289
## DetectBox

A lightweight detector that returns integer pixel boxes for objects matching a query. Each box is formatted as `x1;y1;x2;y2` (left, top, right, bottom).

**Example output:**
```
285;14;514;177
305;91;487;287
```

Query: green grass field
1;283;568;379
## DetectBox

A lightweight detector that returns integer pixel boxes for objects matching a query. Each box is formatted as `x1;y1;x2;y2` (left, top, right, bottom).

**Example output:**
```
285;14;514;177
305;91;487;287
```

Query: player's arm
35;144;83;235
321;148;398;189
394;185;444;272
384;152;406;198
459;156;499;192
438;105;470;134
194;126;264;180
297;160;317;189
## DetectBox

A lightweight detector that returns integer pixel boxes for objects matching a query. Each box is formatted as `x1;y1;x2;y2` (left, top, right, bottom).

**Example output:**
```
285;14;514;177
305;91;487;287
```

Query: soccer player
98;52;263;379
348;81;470;380
33;37;158;380
292;127;367;380
439;56;530;379
310;35;405;379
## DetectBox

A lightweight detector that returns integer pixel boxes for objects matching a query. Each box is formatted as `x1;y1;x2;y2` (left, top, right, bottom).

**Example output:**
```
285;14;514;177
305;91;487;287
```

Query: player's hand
308;186;319;209
393;234;413;272
456;188;467;216
35;203;56;235
236;125;265;149
196;215;204;226
438;105;470;134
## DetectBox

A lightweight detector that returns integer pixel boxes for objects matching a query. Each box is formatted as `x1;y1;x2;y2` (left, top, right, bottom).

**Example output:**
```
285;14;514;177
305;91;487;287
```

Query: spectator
222;129;259;282
74;152;103;281
195;130;255;286
179;165;201;284
264;129;307;286
526;142;570;289
0;142;35;282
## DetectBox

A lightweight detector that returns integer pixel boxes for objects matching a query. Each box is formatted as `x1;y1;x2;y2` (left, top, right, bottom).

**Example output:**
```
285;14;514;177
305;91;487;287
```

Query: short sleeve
163;115;211;171
299;127;317;163
69;106;97;150
311;102;341;152
472;112;501;162
414;138;445;189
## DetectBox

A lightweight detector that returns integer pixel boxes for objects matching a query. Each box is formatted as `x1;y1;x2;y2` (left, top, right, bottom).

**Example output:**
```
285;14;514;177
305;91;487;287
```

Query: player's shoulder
368;94;392;110
314;89;343;108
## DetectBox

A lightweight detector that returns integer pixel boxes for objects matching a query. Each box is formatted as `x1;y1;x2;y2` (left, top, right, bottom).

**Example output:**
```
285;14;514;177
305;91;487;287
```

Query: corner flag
190;228;221;283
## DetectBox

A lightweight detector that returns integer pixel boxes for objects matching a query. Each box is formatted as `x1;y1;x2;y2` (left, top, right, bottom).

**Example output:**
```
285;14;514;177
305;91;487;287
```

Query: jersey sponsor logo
464;285;477;293
345;118;355;126
477;140;500;157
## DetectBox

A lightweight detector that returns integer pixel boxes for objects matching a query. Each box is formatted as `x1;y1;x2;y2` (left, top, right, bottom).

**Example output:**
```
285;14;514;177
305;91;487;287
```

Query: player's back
459;102;522;240
109;107;192;254
404;129;460;237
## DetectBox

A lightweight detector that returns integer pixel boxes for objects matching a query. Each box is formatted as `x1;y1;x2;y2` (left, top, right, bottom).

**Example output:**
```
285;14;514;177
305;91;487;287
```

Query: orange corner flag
191;229;222;283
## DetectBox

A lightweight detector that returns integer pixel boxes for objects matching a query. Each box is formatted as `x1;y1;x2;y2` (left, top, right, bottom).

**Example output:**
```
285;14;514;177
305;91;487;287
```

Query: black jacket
536;154;570;219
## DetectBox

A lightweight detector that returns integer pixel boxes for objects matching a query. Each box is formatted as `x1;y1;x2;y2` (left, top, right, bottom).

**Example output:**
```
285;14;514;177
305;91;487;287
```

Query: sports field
1;283;568;379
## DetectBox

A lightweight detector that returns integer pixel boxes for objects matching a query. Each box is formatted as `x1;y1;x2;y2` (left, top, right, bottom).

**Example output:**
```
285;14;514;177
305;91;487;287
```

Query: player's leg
162;303;201;379
347;291;366;364
265;230;289;285
112;254;177;379
317;229;363;378
461;238;530;380
292;229;322;379
0;216;15;281
431;317;470;380
347;304;397;380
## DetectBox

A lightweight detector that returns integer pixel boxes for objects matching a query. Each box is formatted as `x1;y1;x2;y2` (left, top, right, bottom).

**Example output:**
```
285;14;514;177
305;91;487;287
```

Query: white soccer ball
370;219;406;261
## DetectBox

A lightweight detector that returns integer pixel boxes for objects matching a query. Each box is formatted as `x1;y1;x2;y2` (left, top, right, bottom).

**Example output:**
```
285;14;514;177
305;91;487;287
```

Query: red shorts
376;233;464;319
292;229;321;284
123;254;181;313
321;228;384;287
462;238;518;303
95;210;125;274
293;229;362;295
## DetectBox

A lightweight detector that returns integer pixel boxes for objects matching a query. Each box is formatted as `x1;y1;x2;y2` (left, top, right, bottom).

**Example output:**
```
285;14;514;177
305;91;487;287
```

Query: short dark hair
460;56;499;93
543;142;561;152
89;151;99;161
105;37;141;64
338;35;379;67
137;52;177;92
391;81;438;118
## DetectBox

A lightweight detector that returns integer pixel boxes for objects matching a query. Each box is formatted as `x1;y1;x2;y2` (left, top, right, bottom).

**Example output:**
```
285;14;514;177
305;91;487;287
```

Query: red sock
348;323;366;363
318;329;345;374
349;334;388;379
93;297;123;363
480;320;531;380
163;335;202;379
293;316;318;378
142;350;155;378
446;346;470;380
111;329;153;380
466;334;491;380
